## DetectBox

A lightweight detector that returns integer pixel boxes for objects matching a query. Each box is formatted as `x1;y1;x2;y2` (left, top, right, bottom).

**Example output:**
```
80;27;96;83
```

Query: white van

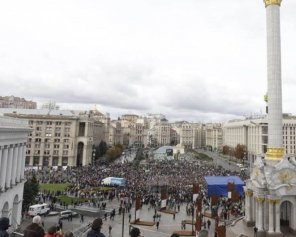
28;203;50;216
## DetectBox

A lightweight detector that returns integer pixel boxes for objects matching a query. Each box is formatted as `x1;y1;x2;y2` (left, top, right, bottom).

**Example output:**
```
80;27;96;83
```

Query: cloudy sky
0;0;295;122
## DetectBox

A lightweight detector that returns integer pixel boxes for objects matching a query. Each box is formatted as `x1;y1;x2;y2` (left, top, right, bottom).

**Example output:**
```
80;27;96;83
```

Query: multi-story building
194;123;206;148
154;118;171;146
120;116;149;148
171;122;206;149
0;109;105;167
109;120;123;146
223;114;296;163
121;114;139;123
92;110;111;146
170;128;179;146
0;116;31;229
0;96;37;109
205;123;223;151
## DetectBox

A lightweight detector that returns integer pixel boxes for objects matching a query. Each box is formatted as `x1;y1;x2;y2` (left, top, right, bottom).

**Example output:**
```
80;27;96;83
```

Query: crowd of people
26;154;248;202
23;151;249;236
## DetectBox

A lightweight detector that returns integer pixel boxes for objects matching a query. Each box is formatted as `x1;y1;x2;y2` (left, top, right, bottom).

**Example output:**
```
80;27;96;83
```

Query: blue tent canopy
204;176;245;197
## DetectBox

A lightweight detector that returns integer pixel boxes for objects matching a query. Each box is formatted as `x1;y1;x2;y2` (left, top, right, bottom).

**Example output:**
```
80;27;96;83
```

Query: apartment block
0;109;104;167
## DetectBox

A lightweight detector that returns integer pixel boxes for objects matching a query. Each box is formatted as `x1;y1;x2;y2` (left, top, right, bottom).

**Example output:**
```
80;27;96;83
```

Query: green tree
22;173;39;211
97;140;108;157
222;145;230;155
234;144;246;160
105;143;124;162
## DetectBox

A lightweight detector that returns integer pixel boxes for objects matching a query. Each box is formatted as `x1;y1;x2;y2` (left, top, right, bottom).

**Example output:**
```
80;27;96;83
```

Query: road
197;150;244;173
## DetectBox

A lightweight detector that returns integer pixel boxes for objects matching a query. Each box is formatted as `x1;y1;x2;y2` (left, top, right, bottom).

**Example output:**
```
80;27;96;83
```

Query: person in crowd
45;226;57;237
0;217;10;237
56;226;63;237
171;234;180;237
108;225;112;236
207;219;211;229
129;227;140;237
86;218;105;237
24;223;45;237
32;215;44;227
64;231;74;237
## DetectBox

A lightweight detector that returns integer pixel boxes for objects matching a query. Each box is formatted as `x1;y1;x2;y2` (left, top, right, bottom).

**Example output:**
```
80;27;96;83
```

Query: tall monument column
264;0;284;161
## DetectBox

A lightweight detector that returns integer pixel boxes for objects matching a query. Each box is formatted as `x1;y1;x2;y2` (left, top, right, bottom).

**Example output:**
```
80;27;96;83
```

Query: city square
1;0;296;237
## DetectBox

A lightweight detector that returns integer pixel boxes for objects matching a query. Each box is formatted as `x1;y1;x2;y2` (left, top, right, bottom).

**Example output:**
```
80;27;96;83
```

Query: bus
101;177;127;187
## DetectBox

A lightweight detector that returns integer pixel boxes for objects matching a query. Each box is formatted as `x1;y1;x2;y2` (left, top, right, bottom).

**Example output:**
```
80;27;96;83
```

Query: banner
135;196;141;222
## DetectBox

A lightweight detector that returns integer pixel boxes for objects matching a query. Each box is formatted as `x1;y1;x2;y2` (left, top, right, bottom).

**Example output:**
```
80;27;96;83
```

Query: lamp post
243;152;246;166
122;207;125;237
92;147;96;165
192;205;194;235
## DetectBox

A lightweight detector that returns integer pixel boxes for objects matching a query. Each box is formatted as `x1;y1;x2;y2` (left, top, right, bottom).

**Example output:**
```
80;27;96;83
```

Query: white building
223;116;296;164
0;109;105;167
244;1;296;236
154;118;171;146
0;116;31;230
205;123;223;151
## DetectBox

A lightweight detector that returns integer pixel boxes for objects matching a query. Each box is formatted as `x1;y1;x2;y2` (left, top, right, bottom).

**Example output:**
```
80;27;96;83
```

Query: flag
192;183;200;203
160;187;167;210
135;196;141;222
227;182;235;200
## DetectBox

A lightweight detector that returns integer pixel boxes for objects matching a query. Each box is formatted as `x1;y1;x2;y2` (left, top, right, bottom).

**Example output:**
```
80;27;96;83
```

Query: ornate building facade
244;1;296;236
0;116;31;230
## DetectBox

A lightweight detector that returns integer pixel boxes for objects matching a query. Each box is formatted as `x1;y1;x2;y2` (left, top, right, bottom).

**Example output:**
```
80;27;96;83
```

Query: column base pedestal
245;220;255;227
257;230;266;237
266;232;283;237
290;228;296;235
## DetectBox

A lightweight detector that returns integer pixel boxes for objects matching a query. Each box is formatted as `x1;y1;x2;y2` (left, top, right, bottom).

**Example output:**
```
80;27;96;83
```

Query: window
46;133;52;137
64;133;70;137
43;157;49;166
79;122;86;136
36;127;42;131
29;120;34;125
62;157;68;166
55;127;61;131
52;157;59;166
34;150;40;155
46;127;52;131
35;138;41;142
55;133;61;137
63;150;68;155
63;145;69;149
35;144;41;149
65;128;70;132
47;121;52;125
26;150;31;155
35;132;42;137
44;150;50;155
64;139;69;143
37;121;43;125
65;122;71;126
54;144;60;149
45;144;50;149
56;121;62;125
53;150;59;155
33;156;39;166
54;139;60;143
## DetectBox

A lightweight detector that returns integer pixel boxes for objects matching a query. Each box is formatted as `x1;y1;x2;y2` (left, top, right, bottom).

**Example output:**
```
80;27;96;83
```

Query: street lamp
92;148;96;165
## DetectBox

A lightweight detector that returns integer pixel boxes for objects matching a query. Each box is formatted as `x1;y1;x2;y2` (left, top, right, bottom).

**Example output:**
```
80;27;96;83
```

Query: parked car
59;210;78;219
28;203;50;216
